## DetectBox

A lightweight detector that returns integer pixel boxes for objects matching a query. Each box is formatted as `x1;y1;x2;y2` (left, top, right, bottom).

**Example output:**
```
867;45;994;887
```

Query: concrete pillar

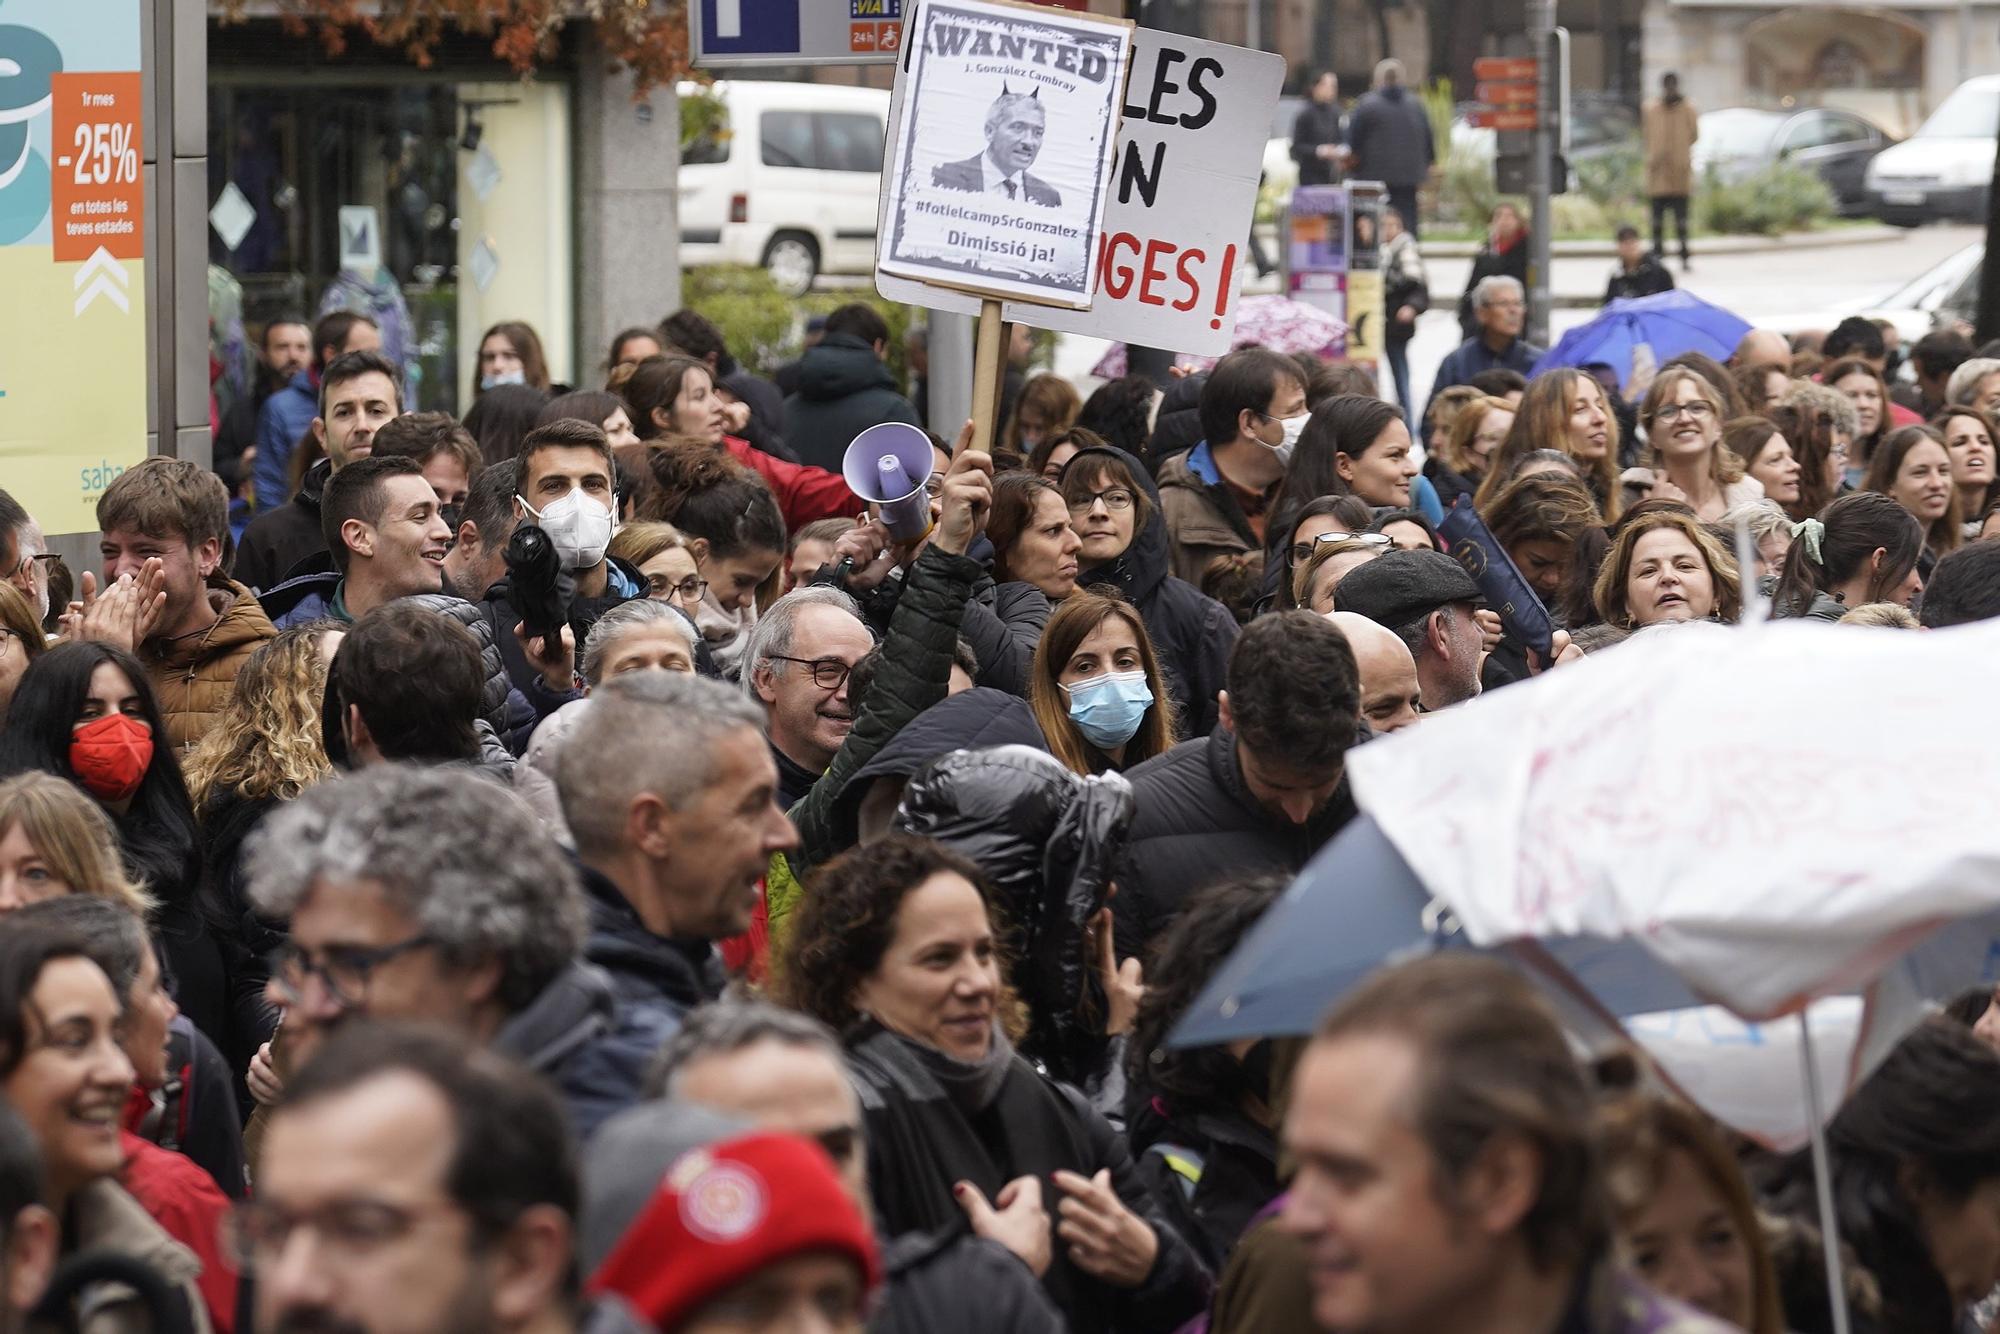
575;35;681;373
142;0;207;465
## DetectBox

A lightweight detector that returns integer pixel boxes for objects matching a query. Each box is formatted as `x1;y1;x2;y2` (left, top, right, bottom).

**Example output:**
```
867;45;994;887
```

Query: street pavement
1047;224;1983;426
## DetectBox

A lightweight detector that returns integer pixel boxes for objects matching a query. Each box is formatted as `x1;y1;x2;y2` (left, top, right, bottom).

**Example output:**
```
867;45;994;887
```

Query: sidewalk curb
1422;226;1907;260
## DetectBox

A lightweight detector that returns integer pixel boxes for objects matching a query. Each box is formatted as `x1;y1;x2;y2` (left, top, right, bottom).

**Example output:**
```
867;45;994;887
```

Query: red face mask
69;713;154;803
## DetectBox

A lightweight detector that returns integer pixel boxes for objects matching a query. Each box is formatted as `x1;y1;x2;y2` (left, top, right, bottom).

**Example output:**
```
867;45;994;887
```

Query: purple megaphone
842;422;936;541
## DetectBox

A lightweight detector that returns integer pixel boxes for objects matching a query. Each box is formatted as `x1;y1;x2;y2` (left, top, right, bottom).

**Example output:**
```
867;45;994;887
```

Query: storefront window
208;83;463;411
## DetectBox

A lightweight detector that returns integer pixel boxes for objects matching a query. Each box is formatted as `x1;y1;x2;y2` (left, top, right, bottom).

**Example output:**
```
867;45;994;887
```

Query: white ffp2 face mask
1261;411;1310;466
519;487;617;570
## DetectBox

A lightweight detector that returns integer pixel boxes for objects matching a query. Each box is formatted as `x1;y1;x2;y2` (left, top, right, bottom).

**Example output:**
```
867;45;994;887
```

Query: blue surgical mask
1064;669;1154;750
481;369;527;390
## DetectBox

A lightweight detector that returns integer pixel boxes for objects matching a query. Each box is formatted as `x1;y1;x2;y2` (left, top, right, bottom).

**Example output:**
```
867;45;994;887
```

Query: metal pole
1526;0;1555;350
1797;1011;1854;1334
1960;0;1973;85
928;311;974;439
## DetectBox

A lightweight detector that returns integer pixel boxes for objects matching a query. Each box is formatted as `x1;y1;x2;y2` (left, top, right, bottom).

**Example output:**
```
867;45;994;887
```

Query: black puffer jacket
782;544;987;879
1113;727;1360;960
896;745;1133;1086
826;688;1047;851
875;1231;1066;1334
838;537;1049;698
1070;446;1239;736
780;333;923;472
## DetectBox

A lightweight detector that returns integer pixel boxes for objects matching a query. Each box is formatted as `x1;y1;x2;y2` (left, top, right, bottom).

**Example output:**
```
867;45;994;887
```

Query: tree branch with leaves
214;0;695;93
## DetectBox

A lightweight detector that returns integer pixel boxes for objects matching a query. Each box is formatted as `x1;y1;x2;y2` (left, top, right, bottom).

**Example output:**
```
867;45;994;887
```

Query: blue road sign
698;0;799;57
693;0;898;67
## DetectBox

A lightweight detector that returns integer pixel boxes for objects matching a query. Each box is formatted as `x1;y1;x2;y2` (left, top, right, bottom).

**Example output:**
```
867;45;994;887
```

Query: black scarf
847;1021;1126;1333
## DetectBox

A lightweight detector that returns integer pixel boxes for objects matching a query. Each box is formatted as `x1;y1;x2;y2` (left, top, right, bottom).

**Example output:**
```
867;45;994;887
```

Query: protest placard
878;0;1132;307
877;28;1280;358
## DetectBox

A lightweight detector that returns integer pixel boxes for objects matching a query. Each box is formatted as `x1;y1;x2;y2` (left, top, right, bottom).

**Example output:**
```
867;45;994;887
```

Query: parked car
1692;107;1894;214
677;81;891;296
1866;75;2000;226
1757;242;1981;350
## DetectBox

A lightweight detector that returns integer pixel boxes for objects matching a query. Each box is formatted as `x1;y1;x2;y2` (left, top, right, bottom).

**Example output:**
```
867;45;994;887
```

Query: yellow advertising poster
0;1;147;536
1344;269;1386;369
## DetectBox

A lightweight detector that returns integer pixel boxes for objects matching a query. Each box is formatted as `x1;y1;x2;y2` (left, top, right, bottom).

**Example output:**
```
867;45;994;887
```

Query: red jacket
722;435;862;531
121;1131;239;1334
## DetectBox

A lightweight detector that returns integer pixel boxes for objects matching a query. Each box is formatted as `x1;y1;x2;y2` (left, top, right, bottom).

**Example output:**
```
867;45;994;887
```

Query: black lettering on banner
1117;140;1165;208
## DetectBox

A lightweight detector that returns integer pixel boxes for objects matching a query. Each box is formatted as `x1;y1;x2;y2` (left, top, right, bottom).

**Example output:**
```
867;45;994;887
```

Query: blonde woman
0;770;153;916
608;520;708;615
182;622;340;1073
1639;368;1763;521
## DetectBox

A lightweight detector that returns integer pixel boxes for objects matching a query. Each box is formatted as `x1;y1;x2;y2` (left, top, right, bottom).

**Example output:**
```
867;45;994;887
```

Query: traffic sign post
692;0;905;67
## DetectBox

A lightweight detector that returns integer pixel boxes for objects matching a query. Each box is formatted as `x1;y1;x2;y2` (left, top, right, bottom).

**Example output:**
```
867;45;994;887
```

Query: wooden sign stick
966;298;1003;456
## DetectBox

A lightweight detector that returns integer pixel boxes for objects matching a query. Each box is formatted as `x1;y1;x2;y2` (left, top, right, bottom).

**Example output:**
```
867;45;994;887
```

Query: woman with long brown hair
1000;373;1082;468
1478;368;1622;520
1028;589;1178;777
1932;404;2000;539
1865;424;1961;563
1825;356;1894;483
1598;1093;1787;1334
1766;397;1846;522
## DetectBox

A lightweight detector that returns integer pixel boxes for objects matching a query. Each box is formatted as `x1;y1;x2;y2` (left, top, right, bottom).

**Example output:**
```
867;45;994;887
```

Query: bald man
1326;611;1422;734
1731;329;1790;372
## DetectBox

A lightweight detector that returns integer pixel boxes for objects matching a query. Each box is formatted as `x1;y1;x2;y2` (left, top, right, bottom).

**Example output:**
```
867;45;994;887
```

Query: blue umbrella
1529;290;1753;390
1168;815;1705;1049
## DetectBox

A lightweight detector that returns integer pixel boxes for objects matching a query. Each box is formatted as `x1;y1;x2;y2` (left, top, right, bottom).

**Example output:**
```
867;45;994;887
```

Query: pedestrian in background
1380;207;1429;429
1644;72;1699;272
1289;70;1345;188
1345;60;1434;239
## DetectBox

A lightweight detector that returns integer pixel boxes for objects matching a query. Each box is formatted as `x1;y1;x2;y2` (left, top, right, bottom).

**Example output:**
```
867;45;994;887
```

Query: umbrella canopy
1530;289;1752;390
1090;295;1346;379
1171;618;2000;1129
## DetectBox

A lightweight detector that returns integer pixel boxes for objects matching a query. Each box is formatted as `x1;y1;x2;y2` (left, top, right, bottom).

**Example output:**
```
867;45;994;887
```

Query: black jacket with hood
1070;446;1240;737
780;332;923;472
1113;726;1361;960
234;456;331;592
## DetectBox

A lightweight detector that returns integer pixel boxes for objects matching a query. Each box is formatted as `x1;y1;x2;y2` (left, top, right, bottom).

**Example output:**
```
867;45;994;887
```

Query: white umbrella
1343;617;2000;1334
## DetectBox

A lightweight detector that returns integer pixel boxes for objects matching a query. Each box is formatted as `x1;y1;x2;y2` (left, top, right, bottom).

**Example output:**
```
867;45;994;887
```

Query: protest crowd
13;99;2000;1334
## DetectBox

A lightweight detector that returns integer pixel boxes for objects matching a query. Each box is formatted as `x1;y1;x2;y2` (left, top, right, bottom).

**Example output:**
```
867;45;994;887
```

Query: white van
678;81;891;296
1865;75;2000;225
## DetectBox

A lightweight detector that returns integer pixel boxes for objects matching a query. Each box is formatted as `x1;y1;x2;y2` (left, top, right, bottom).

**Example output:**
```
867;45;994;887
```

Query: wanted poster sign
879;29;1282;356
878;0;1132;307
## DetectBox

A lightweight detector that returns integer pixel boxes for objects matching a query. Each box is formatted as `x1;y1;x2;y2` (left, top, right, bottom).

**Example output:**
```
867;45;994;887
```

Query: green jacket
767;543;985;930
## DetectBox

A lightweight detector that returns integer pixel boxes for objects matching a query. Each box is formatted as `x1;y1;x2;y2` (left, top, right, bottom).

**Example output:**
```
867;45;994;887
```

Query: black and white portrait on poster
880;0;1132;307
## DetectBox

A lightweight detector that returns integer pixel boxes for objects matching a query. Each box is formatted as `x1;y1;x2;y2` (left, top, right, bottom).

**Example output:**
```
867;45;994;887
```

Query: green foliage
1421;79;1456;168
1694;160;1836;236
1573;144;1643;214
681;266;795;371
680;265;927;390
1437;141;1503;231
679;86;729;160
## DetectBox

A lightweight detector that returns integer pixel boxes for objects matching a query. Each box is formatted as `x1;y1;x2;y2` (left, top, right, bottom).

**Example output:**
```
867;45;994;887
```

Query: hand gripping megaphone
842;422;936;543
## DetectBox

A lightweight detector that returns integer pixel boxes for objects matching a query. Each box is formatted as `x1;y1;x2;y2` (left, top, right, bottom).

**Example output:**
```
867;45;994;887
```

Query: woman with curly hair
776;834;1209;1334
182;621;341;1071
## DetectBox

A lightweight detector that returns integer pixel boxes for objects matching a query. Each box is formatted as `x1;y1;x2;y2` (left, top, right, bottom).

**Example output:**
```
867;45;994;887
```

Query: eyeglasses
648;573;709;603
228;1197;463;1268
1653;401;1716;423
6;552;56;583
767;655;852;690
1287;530;1393;568
1066;488;1134;516
267;935;436;1009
